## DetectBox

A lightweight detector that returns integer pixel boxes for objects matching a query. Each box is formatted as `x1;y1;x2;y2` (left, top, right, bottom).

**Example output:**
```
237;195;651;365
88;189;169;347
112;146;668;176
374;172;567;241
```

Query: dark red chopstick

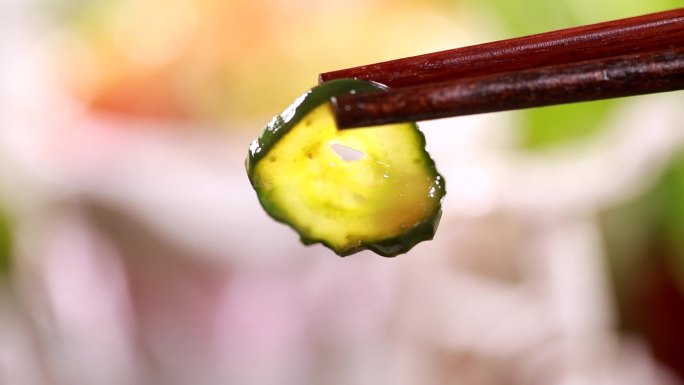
332;48;684;128
320;8;684;128
320;8;684;87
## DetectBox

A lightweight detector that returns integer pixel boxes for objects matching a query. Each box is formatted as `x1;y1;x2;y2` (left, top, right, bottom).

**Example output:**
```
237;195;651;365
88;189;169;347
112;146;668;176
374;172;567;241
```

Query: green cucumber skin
246;79;385;177
246;79;446;257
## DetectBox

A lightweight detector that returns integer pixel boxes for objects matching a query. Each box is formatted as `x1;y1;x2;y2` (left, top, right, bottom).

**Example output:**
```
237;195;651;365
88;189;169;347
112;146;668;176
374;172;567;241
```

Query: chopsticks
320;8;684;129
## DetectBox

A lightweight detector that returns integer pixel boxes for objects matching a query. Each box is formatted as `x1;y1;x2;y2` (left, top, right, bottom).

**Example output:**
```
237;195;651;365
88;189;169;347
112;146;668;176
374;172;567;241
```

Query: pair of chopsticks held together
321;8;684;129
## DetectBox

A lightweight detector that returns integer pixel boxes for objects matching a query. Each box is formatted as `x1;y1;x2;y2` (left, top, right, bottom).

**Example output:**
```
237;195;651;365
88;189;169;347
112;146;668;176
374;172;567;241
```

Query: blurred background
1;0;684;384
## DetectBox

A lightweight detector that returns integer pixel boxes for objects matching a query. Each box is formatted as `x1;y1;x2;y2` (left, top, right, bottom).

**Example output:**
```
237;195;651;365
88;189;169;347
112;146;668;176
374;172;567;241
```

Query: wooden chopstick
332;47;684;128
320;8;684;128
320;8;684;87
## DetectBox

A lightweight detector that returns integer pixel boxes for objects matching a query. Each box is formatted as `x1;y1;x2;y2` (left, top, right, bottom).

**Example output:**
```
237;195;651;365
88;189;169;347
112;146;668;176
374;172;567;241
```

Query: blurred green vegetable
0;210;11;276
656;154;684;286
517;100;616;150
603;150;684;298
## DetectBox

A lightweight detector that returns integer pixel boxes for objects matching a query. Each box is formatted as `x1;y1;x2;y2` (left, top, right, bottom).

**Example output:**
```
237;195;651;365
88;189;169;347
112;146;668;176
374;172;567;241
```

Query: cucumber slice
246;79;445;257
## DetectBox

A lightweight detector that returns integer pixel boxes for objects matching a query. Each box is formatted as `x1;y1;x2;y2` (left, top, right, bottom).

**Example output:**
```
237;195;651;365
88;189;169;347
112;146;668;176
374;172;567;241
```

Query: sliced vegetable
246;79;445;257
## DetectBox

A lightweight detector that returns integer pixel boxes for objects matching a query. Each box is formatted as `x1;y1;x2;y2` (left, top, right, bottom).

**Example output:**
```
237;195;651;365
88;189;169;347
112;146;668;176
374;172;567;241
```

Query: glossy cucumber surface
246;79;445;257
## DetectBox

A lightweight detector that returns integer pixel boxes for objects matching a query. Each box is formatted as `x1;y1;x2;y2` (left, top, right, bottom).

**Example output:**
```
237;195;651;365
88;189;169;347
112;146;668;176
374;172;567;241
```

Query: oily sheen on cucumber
246;79;445;257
